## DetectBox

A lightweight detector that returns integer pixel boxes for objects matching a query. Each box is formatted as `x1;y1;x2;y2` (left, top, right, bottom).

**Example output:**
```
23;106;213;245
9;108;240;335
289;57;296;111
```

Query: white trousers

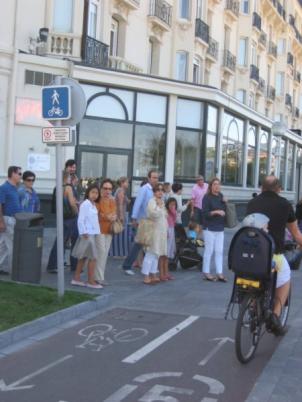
0;216;16;273
203;230;224;275
141;252;159;276
95;233;112;281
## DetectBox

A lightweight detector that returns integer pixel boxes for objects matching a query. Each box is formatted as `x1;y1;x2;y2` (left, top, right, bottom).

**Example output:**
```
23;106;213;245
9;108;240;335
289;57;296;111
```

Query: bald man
246;175;302;335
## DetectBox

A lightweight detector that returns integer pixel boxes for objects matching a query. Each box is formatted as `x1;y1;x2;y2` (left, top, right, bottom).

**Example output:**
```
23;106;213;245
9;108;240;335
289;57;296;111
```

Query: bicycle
226;225;291;364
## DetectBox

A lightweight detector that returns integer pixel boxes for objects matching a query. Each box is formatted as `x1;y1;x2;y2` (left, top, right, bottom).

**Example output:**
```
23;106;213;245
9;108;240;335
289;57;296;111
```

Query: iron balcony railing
81;35;109;68
225;0;239;17
287;52;294;66
207;36;219;60
294;70;301;83
195;18;209;43
268;41;277;58
223;49;236;72
149;0;172;26
276;1;286;20
266;85;276;101
250;64;259;82
289;14;295;27
285;93;292;108
258;77;266;94
259;31;267;48
294;107;300;119
252;12;262;31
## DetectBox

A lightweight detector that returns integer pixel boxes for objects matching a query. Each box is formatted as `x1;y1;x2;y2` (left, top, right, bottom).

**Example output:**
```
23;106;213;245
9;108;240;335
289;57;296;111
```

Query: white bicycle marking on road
76;323;148;352
122;315;199;363
0;355;73;392
199;337;234;366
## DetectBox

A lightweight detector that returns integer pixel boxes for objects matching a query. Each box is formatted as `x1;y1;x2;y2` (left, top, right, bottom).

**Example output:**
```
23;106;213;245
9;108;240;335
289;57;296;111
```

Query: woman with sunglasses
18;171;40;213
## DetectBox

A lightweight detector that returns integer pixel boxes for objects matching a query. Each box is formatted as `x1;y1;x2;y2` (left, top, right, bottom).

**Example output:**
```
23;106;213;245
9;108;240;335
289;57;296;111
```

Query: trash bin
12;212;44;284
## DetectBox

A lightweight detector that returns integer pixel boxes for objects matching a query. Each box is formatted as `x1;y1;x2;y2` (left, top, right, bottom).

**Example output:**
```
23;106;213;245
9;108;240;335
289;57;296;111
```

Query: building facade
1;0;302;202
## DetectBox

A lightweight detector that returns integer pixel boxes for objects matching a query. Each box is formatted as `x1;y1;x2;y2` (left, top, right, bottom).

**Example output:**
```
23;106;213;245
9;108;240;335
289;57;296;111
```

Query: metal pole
54;76;65;298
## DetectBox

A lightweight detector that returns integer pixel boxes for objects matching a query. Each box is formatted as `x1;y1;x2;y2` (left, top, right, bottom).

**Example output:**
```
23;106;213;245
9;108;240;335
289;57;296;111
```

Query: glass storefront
259;130;269;185
247;125;256;187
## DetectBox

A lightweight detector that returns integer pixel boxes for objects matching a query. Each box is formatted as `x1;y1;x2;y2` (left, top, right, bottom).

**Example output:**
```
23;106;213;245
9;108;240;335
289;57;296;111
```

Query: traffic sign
42;127;71;143
42;85;71;120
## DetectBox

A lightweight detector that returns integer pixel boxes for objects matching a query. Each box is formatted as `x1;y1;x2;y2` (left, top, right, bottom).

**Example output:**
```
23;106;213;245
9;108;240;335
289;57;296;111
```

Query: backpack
228;226;273;280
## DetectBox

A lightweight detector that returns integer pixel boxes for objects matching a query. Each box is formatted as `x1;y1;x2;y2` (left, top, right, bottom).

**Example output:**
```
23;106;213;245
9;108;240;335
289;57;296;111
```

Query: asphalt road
0;307;280;402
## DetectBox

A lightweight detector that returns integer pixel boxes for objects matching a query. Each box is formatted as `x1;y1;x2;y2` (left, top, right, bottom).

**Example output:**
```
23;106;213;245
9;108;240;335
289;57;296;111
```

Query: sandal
143;277;153;285
217;276;228;283
203;275;217;282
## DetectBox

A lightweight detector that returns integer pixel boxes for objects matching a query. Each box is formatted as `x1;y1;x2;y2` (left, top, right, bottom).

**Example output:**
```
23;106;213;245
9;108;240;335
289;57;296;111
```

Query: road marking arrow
199;337;234;366
0;354;73;392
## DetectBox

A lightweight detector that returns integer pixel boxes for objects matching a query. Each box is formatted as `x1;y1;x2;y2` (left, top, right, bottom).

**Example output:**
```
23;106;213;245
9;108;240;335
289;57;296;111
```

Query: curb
0;293;111;350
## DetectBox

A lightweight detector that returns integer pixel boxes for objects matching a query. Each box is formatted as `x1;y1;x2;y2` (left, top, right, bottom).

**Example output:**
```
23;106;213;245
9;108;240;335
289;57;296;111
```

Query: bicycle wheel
279;286;291;328
235;294;262;364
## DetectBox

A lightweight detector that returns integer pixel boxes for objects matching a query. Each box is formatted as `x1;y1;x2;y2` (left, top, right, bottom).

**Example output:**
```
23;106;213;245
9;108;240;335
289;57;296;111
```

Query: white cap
241;213;270;229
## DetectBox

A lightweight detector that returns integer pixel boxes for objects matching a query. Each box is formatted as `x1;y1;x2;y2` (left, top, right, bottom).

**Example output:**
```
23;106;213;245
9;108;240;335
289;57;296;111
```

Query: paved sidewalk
1;226;302;401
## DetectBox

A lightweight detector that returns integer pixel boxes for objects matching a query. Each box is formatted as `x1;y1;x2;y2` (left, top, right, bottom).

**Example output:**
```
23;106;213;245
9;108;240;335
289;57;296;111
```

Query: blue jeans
122;241;142;271
47;217;78;271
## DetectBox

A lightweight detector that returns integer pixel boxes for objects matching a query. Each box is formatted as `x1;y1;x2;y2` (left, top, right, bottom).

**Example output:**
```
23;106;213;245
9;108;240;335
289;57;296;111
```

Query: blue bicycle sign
42;85;71;120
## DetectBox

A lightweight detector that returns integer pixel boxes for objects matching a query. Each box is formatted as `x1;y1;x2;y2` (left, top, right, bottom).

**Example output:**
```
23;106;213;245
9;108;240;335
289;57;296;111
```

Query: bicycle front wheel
235;294;262;364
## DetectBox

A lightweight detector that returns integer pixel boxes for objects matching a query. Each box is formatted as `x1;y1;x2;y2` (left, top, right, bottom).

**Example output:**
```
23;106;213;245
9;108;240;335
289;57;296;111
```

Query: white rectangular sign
42;127;71;143
27;153;50;172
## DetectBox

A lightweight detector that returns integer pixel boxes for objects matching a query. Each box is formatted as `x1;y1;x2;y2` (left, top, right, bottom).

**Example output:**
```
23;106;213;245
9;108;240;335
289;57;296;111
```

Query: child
71;184;103;289
187;220;200;241
163;182;172;202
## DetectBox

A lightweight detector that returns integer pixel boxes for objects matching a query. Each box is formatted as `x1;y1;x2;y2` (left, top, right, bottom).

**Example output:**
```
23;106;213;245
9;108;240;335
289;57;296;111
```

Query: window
287;143;294;191
179;0;190;19
279;139;286;188
247;125;256;187
221;113;244;186
193;57;202;84
176;51;188;81
276;72;284;96
110;18;119;57
196;0;203;18
238;38;247;66
259;131;269;184
251;43;257;65
236;89;246;103
274;114;283;122
87;0;98;38
25;70;56;86
277;38;286;55
270;138;278;175
241;0;249;14
148;38;160;75
53;0;73;32
205;105;218;181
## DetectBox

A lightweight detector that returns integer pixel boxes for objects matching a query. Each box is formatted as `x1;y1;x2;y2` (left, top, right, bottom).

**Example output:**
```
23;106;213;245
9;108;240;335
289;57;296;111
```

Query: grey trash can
12;212;44;284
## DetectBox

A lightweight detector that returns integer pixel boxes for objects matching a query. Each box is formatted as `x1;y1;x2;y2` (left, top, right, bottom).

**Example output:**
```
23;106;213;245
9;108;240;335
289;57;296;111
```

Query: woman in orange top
95;179;117;285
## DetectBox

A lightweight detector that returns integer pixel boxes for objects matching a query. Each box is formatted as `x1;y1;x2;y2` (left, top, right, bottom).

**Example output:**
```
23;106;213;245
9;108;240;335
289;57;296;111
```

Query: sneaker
124;270;135;276
86;283;103;289
267;313;288;336
71;279;86;287
47;269;58;274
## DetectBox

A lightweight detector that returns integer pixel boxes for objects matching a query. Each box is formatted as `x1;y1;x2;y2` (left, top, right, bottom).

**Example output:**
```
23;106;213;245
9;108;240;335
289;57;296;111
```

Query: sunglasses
17;172;22;176
102;187;112;191
25;178;35;182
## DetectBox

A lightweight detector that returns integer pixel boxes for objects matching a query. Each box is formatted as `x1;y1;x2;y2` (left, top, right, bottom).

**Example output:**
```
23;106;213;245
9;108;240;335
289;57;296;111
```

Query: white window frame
241;0;249;14
87;0;99;38
176;51;188;81
193;56;202;84
179;0;190;20
110;18;119;57
238;38;248;66
53;0;74;33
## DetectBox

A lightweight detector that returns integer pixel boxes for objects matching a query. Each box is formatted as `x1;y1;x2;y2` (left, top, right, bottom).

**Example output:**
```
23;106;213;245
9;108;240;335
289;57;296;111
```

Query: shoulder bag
135;218;154;247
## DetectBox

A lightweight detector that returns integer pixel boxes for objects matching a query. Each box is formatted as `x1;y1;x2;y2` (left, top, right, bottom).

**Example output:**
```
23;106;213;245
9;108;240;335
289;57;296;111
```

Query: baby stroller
169;225;203;271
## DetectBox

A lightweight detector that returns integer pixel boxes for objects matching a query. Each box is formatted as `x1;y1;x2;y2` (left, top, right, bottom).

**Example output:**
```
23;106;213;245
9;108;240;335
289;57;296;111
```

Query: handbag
111;219;124;235
225;202;238;228
135;218;154;247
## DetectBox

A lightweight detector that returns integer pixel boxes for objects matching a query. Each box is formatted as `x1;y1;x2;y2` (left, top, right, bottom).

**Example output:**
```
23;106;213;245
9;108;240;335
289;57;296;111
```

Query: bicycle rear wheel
235;294;262;364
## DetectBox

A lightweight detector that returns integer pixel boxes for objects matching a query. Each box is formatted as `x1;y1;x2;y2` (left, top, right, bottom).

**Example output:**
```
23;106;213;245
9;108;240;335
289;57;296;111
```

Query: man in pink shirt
191;175;208;224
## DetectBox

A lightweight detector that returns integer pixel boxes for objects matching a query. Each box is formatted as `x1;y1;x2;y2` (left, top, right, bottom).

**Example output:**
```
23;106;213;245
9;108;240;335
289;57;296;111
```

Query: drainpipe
6;0;19;167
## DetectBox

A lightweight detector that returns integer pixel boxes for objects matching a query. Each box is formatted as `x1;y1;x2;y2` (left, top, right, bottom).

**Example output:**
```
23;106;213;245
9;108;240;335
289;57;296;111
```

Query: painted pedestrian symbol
42;85;71;120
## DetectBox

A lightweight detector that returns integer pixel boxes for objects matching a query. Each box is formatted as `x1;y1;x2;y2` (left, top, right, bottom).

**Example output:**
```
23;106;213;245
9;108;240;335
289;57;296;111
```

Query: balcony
47;32;81;59
268;41;277;59
81;35;109;68
285;93;292;109
259;31;267;49
263;0;286;25
225;0;239;20
257;77;266;95
195;18;209;44
206;36;219;61
250;64;259;82
289;14;295;27
287;52;294;67
222;49;236;73
109;55;143;74
293;107;300;119
276;0;286;21
118;0;140;9
294;70;301;84
252;12;262;31
148;0;172;31
266;85;276;102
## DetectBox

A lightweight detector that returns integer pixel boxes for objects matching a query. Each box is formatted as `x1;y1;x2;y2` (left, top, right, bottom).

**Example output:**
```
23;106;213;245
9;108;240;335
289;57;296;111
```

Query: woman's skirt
167;227;176;259
72;235;98;260
109;223;133;257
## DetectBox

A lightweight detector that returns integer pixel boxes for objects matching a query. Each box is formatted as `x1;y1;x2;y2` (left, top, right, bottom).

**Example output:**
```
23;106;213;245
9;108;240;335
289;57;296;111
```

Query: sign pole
53;76;64;298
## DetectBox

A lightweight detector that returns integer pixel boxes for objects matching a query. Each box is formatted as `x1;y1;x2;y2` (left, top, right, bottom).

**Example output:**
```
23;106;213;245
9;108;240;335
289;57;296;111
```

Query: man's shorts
276;254;291;288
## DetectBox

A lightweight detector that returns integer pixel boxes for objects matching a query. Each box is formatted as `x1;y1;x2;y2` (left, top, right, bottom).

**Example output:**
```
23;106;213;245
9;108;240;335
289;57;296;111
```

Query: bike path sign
42;85;71;120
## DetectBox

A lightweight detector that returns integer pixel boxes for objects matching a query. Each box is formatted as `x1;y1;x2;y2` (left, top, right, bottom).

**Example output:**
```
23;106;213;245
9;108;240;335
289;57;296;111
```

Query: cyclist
246;175;302;336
